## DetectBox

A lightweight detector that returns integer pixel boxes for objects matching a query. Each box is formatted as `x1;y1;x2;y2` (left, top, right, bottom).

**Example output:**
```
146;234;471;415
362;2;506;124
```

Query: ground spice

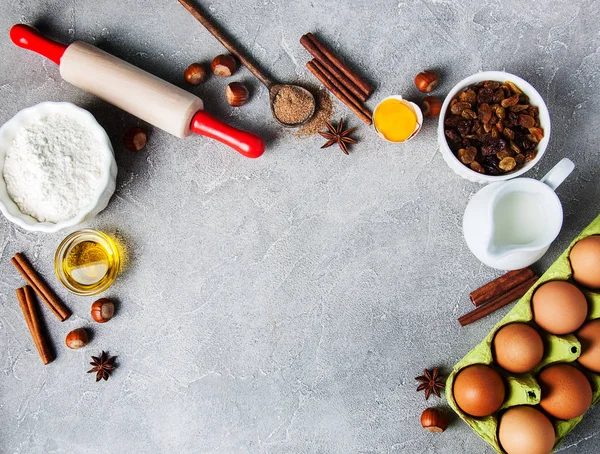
273;85;315;125
298;88;333;136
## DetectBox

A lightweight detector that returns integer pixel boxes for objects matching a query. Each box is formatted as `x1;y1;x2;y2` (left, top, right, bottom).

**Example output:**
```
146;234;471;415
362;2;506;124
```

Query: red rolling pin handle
9;24;66;65
191;111;265;159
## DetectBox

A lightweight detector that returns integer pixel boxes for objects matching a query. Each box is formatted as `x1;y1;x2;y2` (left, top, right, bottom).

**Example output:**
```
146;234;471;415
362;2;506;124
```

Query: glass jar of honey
54;229;121;295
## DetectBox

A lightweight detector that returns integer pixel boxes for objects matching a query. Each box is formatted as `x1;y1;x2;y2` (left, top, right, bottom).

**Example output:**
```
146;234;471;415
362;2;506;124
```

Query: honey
55;229;121;295
373;97;422;142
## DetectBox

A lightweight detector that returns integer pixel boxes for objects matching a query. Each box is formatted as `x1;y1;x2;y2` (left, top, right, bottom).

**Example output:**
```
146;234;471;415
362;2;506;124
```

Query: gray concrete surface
1;0;599;453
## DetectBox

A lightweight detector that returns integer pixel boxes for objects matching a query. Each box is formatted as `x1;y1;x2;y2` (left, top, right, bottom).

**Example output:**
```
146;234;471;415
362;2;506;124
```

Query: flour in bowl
3;113;105;223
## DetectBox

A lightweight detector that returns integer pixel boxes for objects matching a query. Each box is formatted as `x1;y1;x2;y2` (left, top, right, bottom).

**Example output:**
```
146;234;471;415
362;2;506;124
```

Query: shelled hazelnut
225;82;249;107
91;298;115;323
211;55;237;77
66;328;89;349
414;70;440;93
420;408;449;433
422;96;442;118
184;63;209;85
123;127;147;152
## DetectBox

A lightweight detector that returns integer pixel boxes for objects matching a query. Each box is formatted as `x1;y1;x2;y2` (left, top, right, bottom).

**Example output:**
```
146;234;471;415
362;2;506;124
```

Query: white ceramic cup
438;71;551;184
0;102;117;233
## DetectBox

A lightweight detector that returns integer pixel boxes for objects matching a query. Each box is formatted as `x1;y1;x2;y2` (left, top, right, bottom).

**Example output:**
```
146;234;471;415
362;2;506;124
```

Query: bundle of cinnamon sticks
459;268;538;326
11;252;71;364
300;33;373;125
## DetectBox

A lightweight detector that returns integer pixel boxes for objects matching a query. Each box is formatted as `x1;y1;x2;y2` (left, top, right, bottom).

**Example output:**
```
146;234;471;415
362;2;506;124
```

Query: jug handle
541;158;575;191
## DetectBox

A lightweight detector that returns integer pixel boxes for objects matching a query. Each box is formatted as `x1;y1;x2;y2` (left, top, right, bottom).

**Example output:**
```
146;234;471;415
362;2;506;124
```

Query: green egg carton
447;214;600;453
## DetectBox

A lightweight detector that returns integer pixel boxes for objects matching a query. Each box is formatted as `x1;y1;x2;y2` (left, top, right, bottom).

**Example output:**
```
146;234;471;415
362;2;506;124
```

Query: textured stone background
0;0;599;453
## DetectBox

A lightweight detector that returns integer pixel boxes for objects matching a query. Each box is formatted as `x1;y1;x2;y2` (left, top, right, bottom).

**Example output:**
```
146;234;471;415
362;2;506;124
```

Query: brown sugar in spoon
178;0;315;127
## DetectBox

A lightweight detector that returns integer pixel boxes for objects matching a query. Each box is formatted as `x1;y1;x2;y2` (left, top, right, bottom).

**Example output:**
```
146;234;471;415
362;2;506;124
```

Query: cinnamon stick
306;61;373;125
311;59;366;115
11;253;71;321
300;34;368;103
459;276;538;327
16;286;53;364
470;268;535;307
305;33;373;98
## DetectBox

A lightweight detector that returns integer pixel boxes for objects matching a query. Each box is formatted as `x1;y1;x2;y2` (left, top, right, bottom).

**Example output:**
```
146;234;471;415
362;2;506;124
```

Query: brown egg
577;319;600;373
570;236;600;289
498;406;555;454
538;363;592;420
493;323;544;373
532;281;588;335
453;364;505;417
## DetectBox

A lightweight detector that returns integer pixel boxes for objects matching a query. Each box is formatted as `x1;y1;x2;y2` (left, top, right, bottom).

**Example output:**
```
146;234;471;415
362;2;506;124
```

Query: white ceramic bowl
0;102;117;233
438;71;551;183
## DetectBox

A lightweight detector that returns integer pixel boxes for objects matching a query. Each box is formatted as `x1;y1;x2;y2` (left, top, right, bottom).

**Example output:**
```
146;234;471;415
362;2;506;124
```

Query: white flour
3;113;105;223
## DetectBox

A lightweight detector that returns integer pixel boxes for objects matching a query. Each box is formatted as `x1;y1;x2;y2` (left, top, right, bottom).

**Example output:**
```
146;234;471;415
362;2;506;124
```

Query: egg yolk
374;99;418;142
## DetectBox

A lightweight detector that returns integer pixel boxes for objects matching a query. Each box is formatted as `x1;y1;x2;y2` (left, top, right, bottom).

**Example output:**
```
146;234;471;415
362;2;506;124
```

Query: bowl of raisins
438;71;550;183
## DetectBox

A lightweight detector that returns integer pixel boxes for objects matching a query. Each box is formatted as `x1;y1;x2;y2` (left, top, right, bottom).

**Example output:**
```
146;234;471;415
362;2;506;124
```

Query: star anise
319;118;357;155
87;351;117;382
416;367;446;400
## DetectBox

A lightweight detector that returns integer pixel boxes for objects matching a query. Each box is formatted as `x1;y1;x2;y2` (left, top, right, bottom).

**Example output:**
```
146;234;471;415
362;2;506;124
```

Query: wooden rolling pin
10;24;264;158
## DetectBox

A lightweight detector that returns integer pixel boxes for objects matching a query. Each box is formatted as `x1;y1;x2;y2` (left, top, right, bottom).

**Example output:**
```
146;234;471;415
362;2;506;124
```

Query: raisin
478;103;493;124
445;115;461;128
508;112;520;125
509;104;530;113
445;129;460;142
499;157;517;172
470;161;485;174
484;81;501;90
501;95;520;108
481;138;505;156
505;81;522;95
495;105;506;119
477;87;494;104
493;89;505;103
461;109;477;120
515;154;525;166
496;149;511;160
525;150;537;162
518;114;535;128
503;128;515;140
451;102;472;115
457;120;472;136
460;89;477;104
458;147;478;164
509;140;522;154
528;127;544;142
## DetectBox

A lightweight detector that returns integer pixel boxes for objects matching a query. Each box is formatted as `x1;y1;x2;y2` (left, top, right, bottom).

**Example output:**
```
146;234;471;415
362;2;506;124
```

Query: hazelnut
123;127;147;152
420;408;449;433
91;298;115;323
66;328;89;349
211;54;237;77
184;63;209;85
225;82;249;107
414;70;440;93
422;96;443;119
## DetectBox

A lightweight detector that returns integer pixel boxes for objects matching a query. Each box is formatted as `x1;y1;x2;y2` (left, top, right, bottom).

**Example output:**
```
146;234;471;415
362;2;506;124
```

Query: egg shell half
532;281;588;335
498;406;555;454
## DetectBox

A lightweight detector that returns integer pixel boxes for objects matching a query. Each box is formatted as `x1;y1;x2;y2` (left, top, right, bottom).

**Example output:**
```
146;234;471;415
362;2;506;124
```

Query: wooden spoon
178;0;316;127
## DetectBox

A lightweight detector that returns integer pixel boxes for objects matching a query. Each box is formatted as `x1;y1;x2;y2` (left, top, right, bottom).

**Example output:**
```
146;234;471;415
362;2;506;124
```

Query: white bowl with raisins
438;71;550;183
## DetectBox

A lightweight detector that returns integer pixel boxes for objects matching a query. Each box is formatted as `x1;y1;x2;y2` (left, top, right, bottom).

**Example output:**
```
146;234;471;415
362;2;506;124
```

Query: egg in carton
446;214;600;453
